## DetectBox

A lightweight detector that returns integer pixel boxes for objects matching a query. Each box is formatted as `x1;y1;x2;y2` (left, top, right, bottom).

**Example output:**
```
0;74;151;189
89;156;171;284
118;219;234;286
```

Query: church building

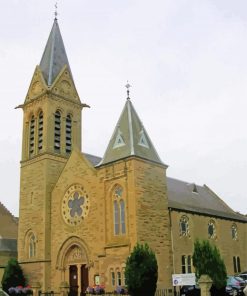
17;18;247;295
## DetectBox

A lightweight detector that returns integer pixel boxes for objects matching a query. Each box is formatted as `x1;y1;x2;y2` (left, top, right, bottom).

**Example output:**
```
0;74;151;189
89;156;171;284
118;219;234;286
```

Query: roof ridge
0;201;18;224
203;184;237;214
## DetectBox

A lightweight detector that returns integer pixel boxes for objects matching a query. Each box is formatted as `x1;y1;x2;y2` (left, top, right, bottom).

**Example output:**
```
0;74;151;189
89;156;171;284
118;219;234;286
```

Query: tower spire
39;18;73;86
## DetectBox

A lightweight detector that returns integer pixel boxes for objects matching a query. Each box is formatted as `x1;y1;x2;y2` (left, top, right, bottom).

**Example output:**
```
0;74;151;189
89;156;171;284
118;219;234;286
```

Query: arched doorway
65;246;89;296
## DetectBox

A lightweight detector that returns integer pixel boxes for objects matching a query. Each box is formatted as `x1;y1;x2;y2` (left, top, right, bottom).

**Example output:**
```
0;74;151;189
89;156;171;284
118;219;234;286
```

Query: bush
1;258;26;293
125;243;158;296
192;239;227;289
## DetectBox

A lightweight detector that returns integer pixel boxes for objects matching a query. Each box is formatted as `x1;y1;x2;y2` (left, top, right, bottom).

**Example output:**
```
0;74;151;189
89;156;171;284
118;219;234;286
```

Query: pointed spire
39;19;73;86
99;99;163;166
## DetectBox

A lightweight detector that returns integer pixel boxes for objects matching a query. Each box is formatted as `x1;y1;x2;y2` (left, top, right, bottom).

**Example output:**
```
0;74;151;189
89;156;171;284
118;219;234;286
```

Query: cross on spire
54;2;58;20
125;81;131;100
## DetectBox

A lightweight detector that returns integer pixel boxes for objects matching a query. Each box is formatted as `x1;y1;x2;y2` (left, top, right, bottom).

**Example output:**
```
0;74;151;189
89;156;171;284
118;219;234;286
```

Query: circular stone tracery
62;184;90;226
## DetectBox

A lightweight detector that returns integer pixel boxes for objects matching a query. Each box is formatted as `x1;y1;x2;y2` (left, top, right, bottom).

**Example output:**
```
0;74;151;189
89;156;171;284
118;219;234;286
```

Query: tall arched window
29;115;35;156
113;185;126;236
38;111;43;152
54;110;61;152
66;114;72;154
120;200;126;234
114;201;120;235
29;234;36;258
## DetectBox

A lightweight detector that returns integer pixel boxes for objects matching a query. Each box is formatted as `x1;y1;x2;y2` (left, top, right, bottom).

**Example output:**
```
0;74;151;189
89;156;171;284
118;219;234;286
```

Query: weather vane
54;2;58;20
125;81;131;99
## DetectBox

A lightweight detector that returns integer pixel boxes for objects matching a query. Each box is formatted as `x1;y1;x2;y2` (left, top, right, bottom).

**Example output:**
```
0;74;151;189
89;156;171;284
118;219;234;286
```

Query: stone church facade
17;18;246;294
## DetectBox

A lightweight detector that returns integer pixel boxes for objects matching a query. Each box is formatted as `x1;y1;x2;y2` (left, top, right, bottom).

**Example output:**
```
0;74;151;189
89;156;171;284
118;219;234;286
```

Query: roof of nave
84;154;246;222
39;19;73;86
99;99;164;166
84;153;101;166
167;177;247;222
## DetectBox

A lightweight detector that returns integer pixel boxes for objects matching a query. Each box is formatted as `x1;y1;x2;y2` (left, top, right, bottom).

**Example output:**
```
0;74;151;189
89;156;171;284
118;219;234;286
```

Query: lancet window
65;114;72;154
54;110;61;152
29;115;35;156
113;185;126;236
29;233;36;258
38;111;43;152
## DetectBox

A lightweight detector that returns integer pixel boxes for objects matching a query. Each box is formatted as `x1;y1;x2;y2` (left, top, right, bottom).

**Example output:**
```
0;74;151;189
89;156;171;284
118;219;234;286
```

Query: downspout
169;208;175;273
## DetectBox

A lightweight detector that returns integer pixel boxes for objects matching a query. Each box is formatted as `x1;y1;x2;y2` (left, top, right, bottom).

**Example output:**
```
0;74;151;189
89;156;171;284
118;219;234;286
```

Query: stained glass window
179;215;189;236
231;224;238;240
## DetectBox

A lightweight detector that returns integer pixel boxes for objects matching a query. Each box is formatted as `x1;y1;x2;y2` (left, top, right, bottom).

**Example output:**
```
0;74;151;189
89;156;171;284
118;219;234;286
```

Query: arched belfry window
29;115;35;156
113;185;126;235
66;114;72;154
29;233;36;258
54;110;61;153
38;111;43;152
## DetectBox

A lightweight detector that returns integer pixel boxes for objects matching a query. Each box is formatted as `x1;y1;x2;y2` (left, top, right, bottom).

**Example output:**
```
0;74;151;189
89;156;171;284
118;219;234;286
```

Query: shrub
1;259;26;293
125;243;158;296
192;239;227;289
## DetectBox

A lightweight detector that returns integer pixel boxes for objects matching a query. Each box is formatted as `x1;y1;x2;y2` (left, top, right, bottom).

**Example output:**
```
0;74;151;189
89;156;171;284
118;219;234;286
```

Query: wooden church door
69;265;78;296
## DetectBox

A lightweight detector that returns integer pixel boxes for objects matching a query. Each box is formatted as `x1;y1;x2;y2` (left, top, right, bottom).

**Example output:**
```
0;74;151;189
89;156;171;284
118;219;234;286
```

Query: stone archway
56;237;90;296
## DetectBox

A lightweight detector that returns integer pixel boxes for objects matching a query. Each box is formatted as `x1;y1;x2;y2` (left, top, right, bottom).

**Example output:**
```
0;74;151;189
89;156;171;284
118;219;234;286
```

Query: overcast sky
1;0;247;217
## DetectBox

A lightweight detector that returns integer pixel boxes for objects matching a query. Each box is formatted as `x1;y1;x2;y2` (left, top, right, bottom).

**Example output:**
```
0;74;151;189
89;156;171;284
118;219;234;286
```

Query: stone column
77;264;81;296
198;275;213;296
31;282;41;296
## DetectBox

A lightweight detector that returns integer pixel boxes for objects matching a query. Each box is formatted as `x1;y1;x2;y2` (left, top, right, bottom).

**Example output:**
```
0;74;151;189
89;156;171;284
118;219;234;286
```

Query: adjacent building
0;202;18;284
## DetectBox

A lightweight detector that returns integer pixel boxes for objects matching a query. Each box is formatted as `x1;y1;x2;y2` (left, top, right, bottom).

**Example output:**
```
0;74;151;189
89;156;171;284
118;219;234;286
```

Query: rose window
62;184;89;226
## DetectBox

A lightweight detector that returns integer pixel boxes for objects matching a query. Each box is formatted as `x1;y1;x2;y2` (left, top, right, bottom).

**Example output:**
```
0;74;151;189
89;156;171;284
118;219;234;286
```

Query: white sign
172;273;196;286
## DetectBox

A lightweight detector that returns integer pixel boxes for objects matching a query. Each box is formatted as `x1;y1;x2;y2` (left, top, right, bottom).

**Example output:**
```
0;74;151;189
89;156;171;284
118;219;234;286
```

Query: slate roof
85;154;246;221
39;19;72;86
84;153;101;166
167;177;247;222
99;99;164;166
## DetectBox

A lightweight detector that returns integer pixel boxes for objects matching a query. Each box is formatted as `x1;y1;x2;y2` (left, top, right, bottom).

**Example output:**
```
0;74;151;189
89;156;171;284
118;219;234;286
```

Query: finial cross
54;2;58;20
125;81;132;99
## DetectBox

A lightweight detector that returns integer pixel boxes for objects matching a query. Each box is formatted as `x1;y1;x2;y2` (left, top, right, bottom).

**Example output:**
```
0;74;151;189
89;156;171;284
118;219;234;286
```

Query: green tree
125;243;158;296
1;258;26;293
192;239;227;289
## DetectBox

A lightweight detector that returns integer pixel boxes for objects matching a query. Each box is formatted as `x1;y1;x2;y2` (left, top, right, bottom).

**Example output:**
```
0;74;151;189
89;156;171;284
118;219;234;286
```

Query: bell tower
18;19;87;289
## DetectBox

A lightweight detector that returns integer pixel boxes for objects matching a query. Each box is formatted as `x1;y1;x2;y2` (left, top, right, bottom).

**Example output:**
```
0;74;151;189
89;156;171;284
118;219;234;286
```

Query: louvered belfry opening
38;111;43;152
29;115;35;157
54;110;61;153
66;114;72;154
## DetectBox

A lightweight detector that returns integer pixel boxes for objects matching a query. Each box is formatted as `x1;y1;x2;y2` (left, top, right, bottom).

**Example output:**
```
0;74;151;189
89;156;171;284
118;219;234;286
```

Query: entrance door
69;265;78;296
81;265;89;295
